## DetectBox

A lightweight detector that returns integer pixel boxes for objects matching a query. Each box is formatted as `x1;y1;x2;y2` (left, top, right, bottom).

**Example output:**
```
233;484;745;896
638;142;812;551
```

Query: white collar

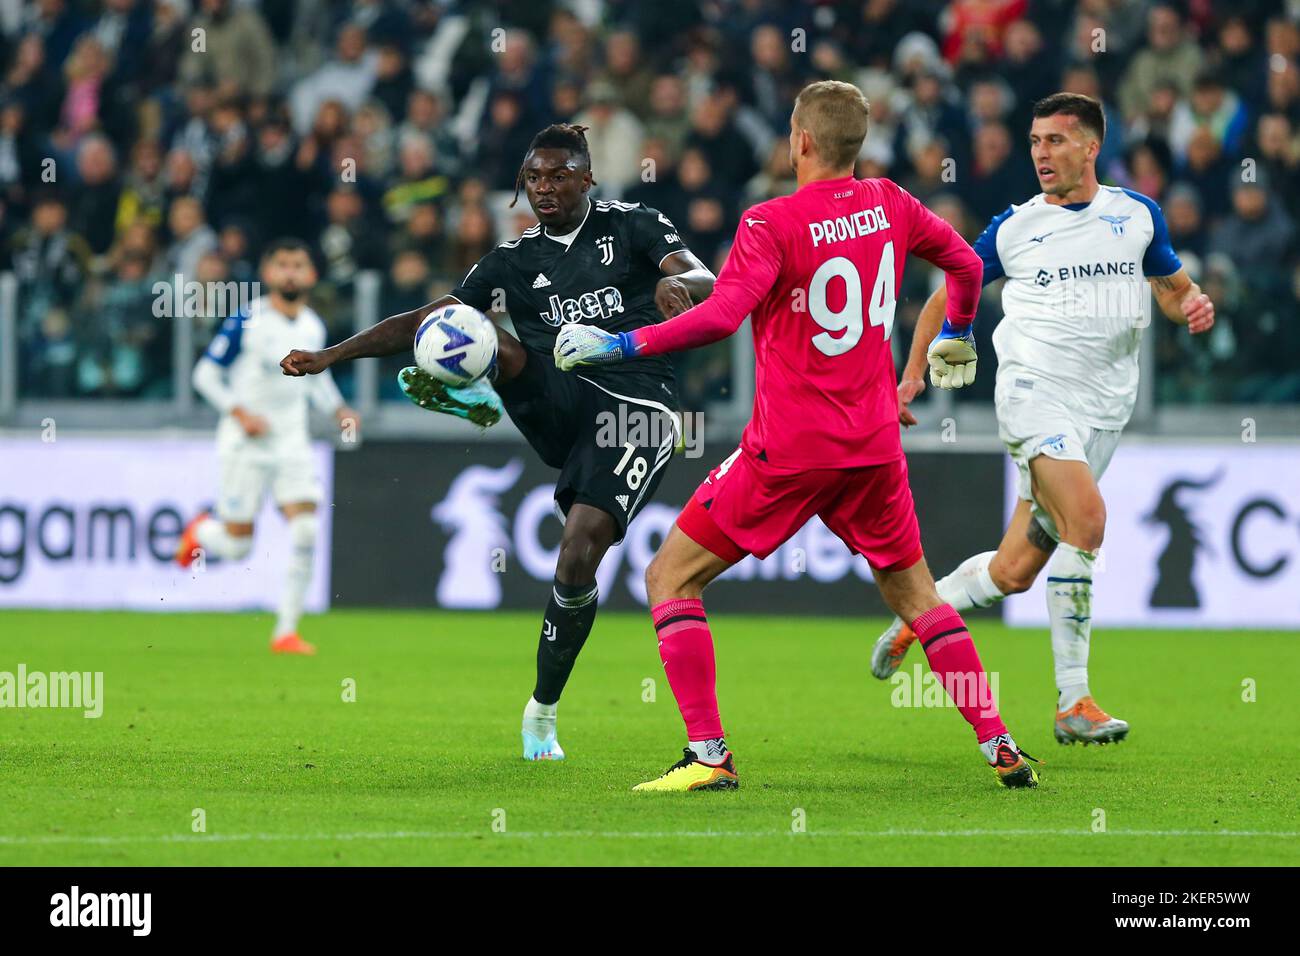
543;200;592;249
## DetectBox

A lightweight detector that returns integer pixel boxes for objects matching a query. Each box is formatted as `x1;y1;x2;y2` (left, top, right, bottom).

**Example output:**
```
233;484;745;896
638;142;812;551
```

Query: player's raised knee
1065;500;1106;552
644;552;671;603
644;548;701;603
555;530;604;583
644;552;663;591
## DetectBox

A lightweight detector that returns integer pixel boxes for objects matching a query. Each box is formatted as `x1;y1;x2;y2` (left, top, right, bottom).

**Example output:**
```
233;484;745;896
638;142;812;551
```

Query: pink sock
911;604;1007;743
651;598;723;741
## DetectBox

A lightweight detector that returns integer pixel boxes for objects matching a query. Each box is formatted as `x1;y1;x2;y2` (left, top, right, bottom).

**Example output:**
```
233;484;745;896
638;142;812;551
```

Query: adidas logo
615;494;630;511
532;273;551;289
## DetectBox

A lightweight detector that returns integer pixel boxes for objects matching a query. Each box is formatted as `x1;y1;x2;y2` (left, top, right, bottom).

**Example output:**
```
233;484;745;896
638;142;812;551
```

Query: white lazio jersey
975;186;1181;430
196;297;342;452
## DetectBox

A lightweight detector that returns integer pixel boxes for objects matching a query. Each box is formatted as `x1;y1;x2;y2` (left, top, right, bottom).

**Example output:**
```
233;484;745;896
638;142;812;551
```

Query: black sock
532;578;599;705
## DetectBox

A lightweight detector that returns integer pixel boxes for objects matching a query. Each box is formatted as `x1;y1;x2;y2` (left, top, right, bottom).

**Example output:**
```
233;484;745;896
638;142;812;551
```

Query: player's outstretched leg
871;500;1050;679
398;323;526;427
522;504;614;761
397;367;504;427
1028;456;1129;745
876;557;1039;788
633;517;739;792
269;506;318;656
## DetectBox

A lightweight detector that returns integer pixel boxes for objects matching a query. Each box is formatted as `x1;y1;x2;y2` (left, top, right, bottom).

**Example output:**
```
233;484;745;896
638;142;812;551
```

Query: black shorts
496;354;680;540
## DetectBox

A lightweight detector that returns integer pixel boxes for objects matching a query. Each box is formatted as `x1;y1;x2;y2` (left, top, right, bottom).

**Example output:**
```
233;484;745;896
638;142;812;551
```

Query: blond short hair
793;81;870;169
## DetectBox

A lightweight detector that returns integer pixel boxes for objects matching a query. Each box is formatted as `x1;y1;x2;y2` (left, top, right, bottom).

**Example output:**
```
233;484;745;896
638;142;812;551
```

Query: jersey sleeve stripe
973;204;1015;285
203;314;245;367
1120;187;1182;277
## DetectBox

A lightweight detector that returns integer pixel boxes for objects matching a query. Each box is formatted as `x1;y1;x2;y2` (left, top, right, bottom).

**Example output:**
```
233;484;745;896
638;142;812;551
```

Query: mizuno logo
532;273;550;288
745;217;766;227
1029;232;1053;243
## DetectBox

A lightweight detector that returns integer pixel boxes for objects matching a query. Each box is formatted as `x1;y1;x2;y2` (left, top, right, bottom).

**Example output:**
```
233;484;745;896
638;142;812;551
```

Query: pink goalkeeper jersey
632;175;983;470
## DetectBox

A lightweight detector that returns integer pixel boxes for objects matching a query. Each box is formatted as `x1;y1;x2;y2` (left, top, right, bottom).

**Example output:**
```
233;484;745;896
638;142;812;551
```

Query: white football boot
521;697;565;761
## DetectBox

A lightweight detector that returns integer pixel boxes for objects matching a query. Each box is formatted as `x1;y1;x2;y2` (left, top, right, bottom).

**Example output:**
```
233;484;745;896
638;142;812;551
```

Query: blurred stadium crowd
2;0;1298;408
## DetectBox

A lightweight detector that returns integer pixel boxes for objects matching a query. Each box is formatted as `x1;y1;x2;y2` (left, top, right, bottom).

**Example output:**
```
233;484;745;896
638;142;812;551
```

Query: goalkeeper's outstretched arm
902;190;983;392
898;286;947;426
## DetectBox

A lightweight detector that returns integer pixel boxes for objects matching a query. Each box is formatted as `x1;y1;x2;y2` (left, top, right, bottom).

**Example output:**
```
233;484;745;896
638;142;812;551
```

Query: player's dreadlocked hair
510;124;596;207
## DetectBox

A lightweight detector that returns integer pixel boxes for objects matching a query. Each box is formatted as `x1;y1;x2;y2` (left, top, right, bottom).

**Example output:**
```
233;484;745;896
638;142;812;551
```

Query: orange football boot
175;512;208;569
870;618;917;679
1055;696;1129;745
271;634;317;656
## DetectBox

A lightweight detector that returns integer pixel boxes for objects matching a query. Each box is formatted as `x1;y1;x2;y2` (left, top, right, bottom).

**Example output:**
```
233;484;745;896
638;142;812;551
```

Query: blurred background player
556;81;1039;790
178;238;359;655
280;124;715;759
872;93;1215;745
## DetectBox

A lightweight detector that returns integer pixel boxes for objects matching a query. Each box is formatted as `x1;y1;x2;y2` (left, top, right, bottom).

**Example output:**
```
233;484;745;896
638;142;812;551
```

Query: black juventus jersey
450;199;690;386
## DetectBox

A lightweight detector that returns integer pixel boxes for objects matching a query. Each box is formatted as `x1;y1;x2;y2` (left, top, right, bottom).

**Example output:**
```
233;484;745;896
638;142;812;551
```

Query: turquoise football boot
522;730;566;761
397;366;503;427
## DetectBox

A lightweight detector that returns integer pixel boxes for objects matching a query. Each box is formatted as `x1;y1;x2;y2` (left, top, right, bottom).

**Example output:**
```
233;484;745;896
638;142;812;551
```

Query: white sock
935;551;1005;612
1047;543;1095;709
522;696;557;739
194;518;252;561
274;513;317;638
688;737;728;765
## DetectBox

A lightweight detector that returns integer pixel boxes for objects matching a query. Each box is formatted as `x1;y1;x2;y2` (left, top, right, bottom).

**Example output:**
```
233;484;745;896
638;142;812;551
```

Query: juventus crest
596;235;614;266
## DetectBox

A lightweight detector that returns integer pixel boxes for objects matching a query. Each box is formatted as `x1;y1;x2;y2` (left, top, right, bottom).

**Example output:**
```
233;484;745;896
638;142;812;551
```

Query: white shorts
217;440;321;523
996;387;1121;542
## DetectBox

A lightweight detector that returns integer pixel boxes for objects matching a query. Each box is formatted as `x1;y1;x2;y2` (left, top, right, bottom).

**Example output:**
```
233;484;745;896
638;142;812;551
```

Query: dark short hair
260;237;313;263
1032;92;1106;144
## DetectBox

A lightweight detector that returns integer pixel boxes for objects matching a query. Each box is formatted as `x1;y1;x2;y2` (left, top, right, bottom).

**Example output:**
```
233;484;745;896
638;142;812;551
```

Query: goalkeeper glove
927;319;977;389
554;324;636;371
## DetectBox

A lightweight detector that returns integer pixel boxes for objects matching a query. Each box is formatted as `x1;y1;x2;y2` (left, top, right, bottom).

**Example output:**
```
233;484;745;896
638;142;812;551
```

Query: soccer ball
413;304;498;387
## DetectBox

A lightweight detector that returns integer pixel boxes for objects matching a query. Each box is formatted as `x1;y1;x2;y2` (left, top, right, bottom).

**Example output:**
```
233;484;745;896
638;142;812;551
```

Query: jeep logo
539;287;625;326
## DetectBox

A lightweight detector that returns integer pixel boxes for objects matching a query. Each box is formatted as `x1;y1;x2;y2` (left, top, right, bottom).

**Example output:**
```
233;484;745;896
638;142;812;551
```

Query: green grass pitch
1;609;1297;866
